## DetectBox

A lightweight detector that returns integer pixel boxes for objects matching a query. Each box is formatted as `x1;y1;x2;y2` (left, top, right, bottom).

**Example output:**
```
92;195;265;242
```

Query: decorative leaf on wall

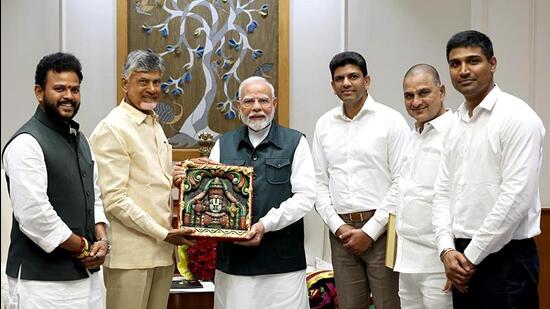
134;0;276;147
254;63;274;78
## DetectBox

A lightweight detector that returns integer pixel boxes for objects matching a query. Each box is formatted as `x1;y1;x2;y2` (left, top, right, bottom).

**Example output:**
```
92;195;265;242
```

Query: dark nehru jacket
217;122;306;275
3;107;96;280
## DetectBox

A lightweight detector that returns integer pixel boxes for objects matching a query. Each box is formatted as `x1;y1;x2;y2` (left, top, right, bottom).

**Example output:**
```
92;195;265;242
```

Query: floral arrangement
177;239;217;281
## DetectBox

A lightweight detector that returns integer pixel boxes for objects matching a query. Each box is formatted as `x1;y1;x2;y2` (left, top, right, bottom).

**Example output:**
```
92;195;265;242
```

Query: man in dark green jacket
2;52;109;308
209;76;316;309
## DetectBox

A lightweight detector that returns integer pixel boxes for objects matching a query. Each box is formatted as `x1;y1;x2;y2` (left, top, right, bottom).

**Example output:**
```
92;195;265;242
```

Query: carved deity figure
183;176;247;230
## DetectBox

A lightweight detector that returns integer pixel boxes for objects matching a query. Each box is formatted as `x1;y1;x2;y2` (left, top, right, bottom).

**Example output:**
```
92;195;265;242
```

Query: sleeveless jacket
217;123;306;275
3;107;96;280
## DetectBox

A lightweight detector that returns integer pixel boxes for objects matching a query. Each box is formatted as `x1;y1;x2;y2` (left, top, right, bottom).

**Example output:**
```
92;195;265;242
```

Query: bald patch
403;64;441;87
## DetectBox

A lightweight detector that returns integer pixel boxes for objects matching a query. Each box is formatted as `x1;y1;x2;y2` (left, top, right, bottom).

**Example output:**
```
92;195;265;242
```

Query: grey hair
238;76;275;99
122;50;164;79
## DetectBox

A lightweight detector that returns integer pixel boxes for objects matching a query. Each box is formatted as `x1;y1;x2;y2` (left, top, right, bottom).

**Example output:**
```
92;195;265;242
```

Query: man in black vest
2;52;109;308
207;76;316;308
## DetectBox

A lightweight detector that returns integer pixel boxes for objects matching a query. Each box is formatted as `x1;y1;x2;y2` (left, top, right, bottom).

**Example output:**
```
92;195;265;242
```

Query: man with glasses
207;76;316;309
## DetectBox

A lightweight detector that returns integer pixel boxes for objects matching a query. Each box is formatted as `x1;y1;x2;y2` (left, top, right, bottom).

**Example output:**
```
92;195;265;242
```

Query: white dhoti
214;269;309;309
8;271;104;309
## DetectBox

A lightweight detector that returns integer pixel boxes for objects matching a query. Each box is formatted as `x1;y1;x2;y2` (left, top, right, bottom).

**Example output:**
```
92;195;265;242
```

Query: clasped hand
442;250;476;293
80;240;109;269
336;224;373;256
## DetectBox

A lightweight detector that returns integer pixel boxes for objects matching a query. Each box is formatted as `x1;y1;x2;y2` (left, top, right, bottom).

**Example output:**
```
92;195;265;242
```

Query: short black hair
35;52;83;89
329;51;368;80
446;30;494;61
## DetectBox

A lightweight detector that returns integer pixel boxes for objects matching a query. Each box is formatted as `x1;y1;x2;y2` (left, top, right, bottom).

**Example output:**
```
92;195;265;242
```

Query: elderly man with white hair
207;76;316;309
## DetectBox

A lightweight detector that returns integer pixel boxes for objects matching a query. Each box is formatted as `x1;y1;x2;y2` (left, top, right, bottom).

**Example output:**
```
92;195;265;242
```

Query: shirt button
82;172;87;177
252;156;258;161
88;209;93;215
86;191;91;196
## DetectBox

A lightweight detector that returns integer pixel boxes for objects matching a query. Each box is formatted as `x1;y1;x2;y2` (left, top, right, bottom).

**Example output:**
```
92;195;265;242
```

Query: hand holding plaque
178;160;254;240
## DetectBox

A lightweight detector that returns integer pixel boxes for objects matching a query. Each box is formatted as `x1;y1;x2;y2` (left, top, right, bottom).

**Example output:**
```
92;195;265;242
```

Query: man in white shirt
201;76;315;309
312;51;408;308
394;64;453;308
433;30;545;308
2;52;109;308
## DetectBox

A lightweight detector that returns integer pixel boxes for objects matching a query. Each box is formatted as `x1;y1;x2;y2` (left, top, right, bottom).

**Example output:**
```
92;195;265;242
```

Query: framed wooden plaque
179;160;253;240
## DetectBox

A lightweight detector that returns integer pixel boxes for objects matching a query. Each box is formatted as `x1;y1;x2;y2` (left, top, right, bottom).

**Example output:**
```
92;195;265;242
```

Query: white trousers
398;272;452;309
8;271;104;309
214;269;309;309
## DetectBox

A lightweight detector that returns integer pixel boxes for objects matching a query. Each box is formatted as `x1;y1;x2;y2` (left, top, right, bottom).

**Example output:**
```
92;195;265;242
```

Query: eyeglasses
240;97;272;107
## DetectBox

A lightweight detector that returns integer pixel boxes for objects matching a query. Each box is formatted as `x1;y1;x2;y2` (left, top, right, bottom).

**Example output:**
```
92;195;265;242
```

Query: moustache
410;105;428;111
248;112;267;119
58;99;77;106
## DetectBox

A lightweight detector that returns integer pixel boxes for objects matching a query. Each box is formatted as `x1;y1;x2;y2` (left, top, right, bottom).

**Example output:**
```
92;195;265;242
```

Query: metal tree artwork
134;0;275;147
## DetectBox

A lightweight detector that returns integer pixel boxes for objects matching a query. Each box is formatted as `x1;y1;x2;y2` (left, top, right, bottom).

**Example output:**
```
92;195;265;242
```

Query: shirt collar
120;100;158;125
420;109;454;134
457;84;501;118
334;94;378;121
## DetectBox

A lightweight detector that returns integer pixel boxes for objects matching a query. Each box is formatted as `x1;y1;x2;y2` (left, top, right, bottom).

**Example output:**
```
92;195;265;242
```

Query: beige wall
0;0;116;149
344;0;549;207
1;0;549;271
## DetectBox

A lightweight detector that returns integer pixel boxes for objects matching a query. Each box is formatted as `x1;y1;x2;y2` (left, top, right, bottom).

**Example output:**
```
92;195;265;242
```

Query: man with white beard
207;76;316;309
90;50;192;309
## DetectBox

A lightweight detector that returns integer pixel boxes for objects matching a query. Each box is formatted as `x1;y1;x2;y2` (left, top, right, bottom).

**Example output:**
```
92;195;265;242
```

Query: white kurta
209;124;314;309
214;269;308;309
394;110;453;274
3;133;108;309
394;111;454;309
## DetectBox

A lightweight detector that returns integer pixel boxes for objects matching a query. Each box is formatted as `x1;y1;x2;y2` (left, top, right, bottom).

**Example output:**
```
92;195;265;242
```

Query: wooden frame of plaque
179;160;254;240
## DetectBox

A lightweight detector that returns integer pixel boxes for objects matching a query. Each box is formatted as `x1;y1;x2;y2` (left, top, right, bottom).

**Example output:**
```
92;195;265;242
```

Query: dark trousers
452;238;539;309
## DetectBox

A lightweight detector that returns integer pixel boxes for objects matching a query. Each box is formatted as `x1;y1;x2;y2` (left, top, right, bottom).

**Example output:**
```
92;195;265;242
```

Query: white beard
240;109;275;131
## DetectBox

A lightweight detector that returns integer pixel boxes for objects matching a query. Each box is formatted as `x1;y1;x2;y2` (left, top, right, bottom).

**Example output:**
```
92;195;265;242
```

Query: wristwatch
439;248;455;261
97;238;112;254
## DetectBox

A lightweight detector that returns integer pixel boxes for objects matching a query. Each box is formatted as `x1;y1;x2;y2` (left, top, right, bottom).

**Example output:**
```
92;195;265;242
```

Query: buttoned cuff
437;235;455;256
464;243;484;265
361;219;385;241
328;214;346;235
